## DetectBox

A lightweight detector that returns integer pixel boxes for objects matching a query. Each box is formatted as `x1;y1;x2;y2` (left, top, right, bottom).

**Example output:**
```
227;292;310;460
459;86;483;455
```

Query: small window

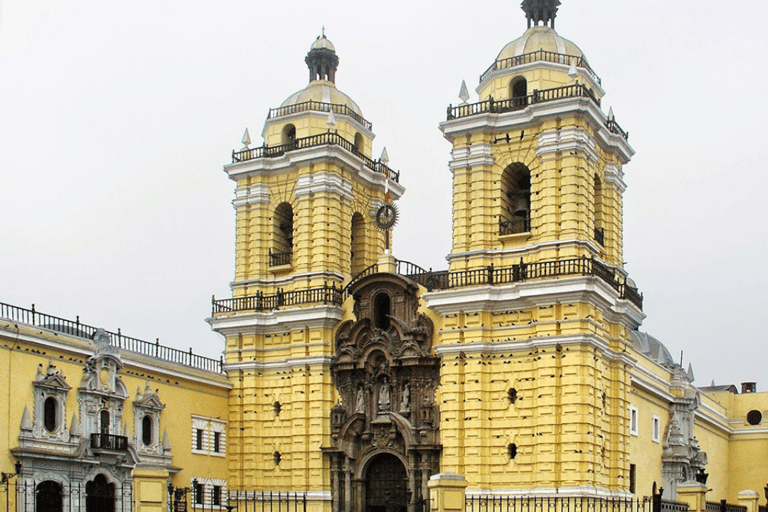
373;293;391;330
651;415;660;442
142;416;153;446
747;410;762;425
629;406;638;436
213;486;221;506
195;429;204;451
510;77;527;108
195;482;204;505
629;464;636;494
274;451;282;465
354;132;364;153
508;443;518;459
100;410;110;434
507;388;518;404
213;431;221;453
273;401;282;416
44;397;58;432
282;124;296;146
500;163;531;235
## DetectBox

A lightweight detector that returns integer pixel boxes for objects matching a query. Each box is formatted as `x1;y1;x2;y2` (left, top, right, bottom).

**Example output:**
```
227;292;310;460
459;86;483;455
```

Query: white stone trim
440;97;634;164
295;172;354;202
629;405;639;436
422;276;645;329
445;238;605;265
536;127;598;163
232;184;270;208
224;145;405;201
191;415;227;457
224;355;333;373
466;487;631;498
230;270;345;288
449;143;495;170
207;305;344;336
604;162;627;193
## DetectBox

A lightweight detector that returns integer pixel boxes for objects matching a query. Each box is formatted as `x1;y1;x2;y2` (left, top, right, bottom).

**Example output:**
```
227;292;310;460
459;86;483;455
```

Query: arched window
510;77;527;108
44;397;57;432
142;416;152;446
271;202;293;266
594;174;604;245
350;212;366;276
36;481;63;512
373;293;391;330
500;163;531;235
100;409;110;434
282;124;296;146
354;133;364;154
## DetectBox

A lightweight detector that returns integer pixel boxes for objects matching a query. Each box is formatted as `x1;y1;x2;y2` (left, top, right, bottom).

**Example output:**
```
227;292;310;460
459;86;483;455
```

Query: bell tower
428;3;644;495
209;33;404;491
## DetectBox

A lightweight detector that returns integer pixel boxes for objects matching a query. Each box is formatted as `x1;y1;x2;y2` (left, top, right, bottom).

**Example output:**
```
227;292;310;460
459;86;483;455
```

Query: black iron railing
4;481;133;512
606;119;630;140
221;491;307;512
500;216;530;236
268;100;372;131
479;49;602;85
707;502;747;512
447;84;600;120
660;501;689;512
90;433;128;451
231;132;400;183
212;285;344;314
269;250;292;267
466;495;648;512
0;301;223;373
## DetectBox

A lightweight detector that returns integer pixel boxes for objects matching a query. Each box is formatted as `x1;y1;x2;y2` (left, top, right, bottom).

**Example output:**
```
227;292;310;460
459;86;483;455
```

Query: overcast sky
1;0;767;390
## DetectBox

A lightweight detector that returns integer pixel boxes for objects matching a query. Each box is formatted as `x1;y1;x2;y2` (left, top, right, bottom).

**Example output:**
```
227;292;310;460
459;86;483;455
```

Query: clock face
376;204;397;230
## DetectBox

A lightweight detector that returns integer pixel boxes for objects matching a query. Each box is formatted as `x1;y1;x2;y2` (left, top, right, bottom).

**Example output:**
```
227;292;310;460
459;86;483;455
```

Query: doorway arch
86;474;115;512
36;481;63;512
365;453;408;512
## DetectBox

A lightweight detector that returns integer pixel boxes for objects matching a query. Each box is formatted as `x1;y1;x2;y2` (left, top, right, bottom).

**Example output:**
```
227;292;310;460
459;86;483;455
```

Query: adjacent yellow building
2;4;767;512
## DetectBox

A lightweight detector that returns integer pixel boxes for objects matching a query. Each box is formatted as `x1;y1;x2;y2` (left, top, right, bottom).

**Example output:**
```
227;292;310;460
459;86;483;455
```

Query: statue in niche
401;383;410;411
355;387;365;414
378;379;391;412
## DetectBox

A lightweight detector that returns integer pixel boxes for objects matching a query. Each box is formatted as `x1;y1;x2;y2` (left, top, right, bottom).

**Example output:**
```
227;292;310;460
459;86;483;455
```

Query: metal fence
466;496;651;512
2;481;133;512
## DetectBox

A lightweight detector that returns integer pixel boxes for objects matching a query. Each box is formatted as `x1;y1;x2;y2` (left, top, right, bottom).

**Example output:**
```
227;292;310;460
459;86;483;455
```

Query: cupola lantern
521;0;561;28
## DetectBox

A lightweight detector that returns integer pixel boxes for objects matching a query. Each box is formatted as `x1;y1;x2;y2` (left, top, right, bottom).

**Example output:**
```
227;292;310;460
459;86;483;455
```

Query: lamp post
1;461;22;512
168;479;196;512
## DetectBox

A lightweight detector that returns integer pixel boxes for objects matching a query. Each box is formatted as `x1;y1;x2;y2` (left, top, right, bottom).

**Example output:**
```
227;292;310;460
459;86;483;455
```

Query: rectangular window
213;485;221;506
195;429;203;451
629;464;636;494
652;415;661;442
195;483;204;505
629;406;639;436
213;431;221;453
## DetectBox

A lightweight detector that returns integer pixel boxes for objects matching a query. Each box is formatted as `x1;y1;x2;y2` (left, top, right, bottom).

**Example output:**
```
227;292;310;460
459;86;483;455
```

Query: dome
629;331;677;367
280;81;363;116
311;34;335;52
496;26;587;62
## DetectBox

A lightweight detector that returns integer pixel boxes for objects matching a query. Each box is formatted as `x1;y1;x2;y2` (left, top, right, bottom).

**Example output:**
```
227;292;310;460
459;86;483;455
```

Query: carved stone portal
326;273;440;512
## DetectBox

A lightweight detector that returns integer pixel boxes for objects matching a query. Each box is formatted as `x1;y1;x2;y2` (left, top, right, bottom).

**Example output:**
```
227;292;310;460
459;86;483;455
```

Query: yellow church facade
2;3;768;512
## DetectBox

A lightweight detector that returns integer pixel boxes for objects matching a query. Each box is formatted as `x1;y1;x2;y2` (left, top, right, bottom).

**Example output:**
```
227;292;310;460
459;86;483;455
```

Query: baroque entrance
325;273;441;512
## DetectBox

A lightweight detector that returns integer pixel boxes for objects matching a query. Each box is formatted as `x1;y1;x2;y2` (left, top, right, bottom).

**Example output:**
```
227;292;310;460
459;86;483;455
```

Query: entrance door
86;474;115;512
36;481;63;512
365;453;408;512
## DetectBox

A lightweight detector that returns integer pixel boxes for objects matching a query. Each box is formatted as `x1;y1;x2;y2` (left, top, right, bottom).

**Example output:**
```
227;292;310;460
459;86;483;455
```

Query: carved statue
401;383;410;411
355;387;365;413
378;379;391;412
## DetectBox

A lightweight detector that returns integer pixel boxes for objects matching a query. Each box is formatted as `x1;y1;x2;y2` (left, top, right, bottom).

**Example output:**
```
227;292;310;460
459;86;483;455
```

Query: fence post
677;482;708;512
737;490;759;512
427;473;467;512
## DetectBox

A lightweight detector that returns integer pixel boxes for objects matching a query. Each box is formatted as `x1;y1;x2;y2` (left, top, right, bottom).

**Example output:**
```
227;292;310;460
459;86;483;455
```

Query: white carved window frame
191;416;226;457
652;414;661;443
192;477;227;508
32;370;71;441
210;419;226;457
133;396;165;455
629;405;639;436
192;416;209;454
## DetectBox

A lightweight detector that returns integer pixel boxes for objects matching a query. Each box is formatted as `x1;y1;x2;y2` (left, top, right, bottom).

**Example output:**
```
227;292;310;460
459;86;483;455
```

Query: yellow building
2;3;768;512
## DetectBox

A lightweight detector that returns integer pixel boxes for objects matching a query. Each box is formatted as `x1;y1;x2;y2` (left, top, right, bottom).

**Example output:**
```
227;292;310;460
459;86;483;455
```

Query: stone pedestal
133;467;170;512
737;490;760;512
677;483;708;512
427;473;467;512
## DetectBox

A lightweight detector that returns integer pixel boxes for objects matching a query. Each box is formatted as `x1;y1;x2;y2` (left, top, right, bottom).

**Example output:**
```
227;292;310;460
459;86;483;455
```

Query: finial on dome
241;128;251;150
521;0;561;29
459;80;470;104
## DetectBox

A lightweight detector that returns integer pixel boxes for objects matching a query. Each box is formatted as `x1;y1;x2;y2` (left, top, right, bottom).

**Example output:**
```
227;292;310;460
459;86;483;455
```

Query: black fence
267;99;373;131
479;49;602;85
706;502;747;512
0;301;223;374
2;481;133;512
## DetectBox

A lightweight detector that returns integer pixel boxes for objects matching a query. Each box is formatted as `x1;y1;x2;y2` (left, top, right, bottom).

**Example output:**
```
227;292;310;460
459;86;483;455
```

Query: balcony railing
467;495;646;512
91;433;128;451
212;284;344;314
269;250;292;267
447;84;600;121
0;301;223;373
479;49;602;85
231;132;400;183
343;256;643;311
605;118;630;140
267;100;373;131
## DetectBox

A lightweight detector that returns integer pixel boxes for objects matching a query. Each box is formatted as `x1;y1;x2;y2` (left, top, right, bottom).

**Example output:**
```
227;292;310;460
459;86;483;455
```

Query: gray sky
2;0;767;389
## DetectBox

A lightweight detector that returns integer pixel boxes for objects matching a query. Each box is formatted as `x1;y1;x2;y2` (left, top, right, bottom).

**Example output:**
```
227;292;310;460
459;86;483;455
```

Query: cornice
230;271;345;289
295;172;354;202
537;127;598;163
423;276;644;329
223;355;333;373
446;238;602;262
233;184;270;208
207;305;344;336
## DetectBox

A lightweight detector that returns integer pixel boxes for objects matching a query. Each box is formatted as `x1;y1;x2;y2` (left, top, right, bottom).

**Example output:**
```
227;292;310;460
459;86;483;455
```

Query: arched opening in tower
500;163;531;235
